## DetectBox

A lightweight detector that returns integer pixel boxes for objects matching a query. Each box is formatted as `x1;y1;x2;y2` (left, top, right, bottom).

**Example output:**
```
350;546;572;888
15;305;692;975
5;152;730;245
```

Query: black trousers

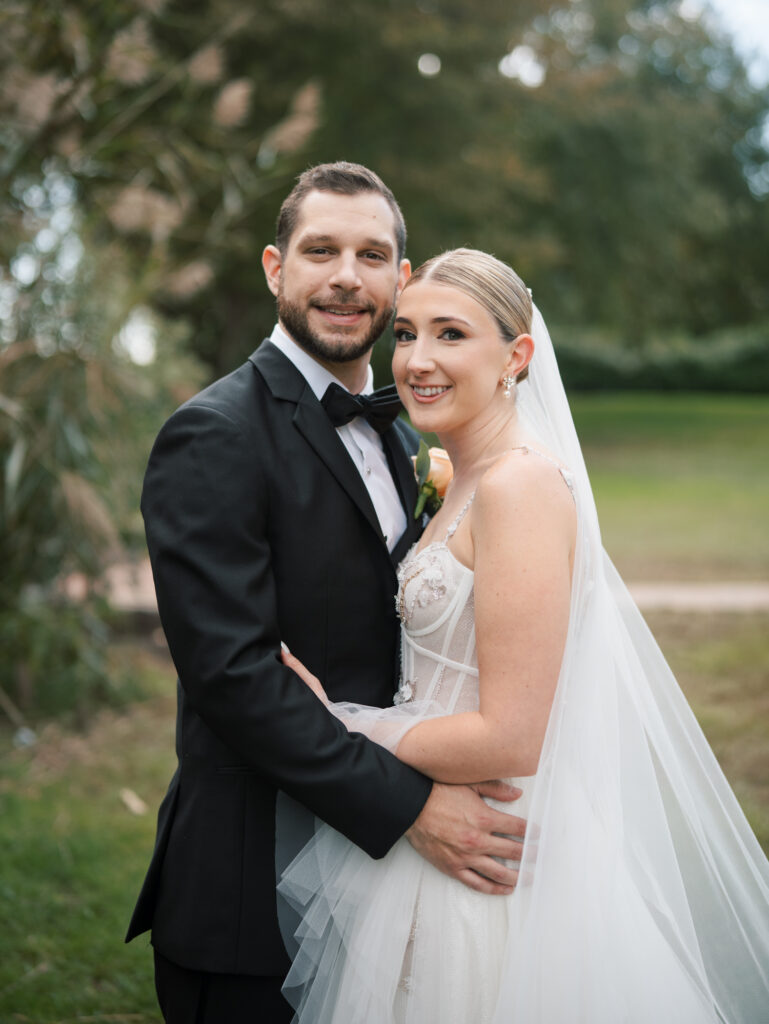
154;949;293;1024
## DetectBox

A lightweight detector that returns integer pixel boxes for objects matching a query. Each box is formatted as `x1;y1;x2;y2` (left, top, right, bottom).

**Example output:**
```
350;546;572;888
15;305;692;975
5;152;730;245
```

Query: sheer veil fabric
278;307;769;1022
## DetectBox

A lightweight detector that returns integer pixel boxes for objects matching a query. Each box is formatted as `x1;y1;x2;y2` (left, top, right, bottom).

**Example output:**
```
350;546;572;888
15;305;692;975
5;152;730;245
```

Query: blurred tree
0;0;549;378
0;165;204;720
485;0;769;344
3;0;766;373
1;0;768;722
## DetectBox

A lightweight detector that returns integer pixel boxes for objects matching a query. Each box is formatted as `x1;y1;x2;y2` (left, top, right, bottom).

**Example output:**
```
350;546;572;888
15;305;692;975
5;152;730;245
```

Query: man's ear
262;245;282;298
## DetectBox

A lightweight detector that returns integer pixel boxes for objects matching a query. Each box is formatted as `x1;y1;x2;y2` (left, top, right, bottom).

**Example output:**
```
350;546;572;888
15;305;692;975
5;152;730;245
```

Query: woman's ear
506;333;534;380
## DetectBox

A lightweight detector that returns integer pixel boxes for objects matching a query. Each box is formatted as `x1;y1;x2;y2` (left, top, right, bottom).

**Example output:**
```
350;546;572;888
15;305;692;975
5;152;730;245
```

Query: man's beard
277;290;395;364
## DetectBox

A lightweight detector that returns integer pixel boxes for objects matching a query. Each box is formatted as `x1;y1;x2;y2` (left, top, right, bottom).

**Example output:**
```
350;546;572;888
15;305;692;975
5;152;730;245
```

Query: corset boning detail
396;543;480;714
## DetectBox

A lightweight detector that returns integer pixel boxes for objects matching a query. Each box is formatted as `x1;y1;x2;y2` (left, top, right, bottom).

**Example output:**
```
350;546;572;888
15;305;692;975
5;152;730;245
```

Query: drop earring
502;374;516;399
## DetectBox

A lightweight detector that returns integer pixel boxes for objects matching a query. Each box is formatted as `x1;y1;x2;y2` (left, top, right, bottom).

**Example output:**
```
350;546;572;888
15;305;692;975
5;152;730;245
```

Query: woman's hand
280;643;329;703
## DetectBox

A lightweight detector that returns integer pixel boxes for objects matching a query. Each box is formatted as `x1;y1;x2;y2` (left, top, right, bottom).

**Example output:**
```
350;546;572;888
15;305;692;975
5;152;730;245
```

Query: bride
278;249;769;1022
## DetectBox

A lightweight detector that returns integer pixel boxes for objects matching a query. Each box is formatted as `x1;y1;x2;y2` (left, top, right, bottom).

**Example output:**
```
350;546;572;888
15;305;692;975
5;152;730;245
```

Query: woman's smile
409;383;453;402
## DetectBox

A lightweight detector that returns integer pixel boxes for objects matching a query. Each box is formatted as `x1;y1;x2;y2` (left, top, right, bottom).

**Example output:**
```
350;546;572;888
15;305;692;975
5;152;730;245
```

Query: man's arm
142;401;431;858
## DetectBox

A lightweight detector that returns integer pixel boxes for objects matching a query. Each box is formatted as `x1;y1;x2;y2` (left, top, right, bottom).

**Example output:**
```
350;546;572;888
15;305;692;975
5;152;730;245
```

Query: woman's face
392;280;529;436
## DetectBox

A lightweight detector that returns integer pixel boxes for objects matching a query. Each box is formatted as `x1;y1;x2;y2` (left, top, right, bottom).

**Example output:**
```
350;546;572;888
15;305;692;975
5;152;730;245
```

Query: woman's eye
394;328;416;342
441;328;464;341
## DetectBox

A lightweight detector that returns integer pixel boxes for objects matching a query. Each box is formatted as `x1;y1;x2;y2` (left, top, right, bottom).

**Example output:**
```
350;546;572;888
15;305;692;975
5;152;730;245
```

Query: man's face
262;190;410;365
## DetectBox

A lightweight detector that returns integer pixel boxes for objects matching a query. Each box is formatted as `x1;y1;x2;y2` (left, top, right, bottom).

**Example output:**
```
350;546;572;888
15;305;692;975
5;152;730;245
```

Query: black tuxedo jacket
125;340;432;976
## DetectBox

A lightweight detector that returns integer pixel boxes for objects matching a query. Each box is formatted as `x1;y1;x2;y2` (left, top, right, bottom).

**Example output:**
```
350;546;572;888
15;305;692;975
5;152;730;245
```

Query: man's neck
278;320;371;394
309;354;370;394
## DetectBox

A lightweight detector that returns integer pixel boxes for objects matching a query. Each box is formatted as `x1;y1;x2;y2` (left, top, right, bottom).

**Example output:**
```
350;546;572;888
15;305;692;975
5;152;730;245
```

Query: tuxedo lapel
292;400;385;541
250;341;386;544
381;425;422;566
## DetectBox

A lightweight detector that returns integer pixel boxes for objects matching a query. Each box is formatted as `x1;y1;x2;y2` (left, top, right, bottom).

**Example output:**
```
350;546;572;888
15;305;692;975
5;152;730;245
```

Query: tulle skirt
279;786;530;1024
278;777;722;1023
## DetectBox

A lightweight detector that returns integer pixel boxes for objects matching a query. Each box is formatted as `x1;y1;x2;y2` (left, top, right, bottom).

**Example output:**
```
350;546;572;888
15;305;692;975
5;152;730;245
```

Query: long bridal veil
493;307;769;1021
280;306;769;1022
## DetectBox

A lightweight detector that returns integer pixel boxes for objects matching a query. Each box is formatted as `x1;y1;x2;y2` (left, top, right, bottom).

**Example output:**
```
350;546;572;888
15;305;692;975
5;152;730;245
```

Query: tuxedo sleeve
141;402;431;859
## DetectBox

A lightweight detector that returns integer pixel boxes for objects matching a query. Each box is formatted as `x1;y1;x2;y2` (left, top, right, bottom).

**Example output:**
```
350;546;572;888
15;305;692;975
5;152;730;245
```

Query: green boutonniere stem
413;440;444;519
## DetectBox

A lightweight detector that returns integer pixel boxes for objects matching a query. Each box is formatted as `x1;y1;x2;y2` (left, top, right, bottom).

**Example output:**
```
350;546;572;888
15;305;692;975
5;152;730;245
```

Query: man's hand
406;781;525;895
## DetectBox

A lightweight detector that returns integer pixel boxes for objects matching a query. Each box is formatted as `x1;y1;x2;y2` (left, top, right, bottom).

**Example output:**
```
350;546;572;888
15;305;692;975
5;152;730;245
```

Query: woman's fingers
280;644;328;702
456;864;518;895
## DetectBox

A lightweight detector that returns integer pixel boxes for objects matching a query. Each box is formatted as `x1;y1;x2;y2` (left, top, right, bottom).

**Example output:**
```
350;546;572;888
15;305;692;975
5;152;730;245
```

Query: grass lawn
571;393;769;581
0;644;176;1022
1;612;768;1019
645;611;769;852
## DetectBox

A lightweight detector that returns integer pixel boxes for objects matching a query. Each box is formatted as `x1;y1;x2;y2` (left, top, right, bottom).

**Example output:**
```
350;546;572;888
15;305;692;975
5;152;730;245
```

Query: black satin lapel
249;341;306;402
381;427;417;514
293;399;385;543
391;524;421;568
382;427;424;566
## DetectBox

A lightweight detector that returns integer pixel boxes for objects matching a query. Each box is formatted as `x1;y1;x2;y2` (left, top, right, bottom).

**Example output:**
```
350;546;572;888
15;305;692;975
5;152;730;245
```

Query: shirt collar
269;322;374;400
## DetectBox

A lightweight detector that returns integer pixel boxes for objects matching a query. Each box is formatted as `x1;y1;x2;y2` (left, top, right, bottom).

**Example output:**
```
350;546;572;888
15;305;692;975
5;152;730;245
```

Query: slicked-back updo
402;248;532;382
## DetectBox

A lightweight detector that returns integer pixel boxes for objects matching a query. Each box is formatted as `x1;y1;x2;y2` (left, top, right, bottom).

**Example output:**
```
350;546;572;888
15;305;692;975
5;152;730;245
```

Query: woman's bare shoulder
475;447;574;514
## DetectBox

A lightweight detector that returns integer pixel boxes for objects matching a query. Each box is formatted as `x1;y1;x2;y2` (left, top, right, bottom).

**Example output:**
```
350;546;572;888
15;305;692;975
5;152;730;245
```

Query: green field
0;644;174;1022
2;613;768;1021
1;393;767;1020
572;393;769;580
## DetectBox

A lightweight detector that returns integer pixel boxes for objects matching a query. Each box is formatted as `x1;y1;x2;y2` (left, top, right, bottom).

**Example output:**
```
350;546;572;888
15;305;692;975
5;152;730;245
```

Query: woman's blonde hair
402;248;532;381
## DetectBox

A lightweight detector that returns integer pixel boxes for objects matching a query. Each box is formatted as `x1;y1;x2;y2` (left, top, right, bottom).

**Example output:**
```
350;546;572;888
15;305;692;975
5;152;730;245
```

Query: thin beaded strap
512;445;576;499
444;490;476;541
442;446;573;548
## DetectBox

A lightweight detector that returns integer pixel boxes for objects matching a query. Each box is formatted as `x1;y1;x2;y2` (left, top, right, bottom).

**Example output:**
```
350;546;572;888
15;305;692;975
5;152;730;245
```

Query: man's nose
329;253;362;290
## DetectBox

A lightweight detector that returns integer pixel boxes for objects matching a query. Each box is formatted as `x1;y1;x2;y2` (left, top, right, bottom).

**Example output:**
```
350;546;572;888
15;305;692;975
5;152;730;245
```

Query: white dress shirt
269;323;407;552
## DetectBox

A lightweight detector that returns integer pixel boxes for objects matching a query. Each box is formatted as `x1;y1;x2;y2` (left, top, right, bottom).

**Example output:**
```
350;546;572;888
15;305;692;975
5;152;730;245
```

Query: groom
126;162;524;1022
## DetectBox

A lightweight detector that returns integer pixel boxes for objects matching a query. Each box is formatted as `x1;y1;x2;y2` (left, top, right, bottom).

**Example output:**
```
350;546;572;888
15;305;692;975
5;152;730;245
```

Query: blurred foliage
555;318;769;391
2;0;767;374
0;169;204;721
1;0;768;719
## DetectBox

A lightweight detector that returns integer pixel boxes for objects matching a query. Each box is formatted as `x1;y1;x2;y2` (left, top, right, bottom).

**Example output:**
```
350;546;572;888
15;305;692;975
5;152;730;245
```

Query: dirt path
104;560;769;615
628;581;769;612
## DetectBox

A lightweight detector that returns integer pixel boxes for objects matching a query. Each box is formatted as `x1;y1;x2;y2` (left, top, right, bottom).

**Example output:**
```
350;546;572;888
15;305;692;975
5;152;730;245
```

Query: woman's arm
282;454;576;782
395;454;576;782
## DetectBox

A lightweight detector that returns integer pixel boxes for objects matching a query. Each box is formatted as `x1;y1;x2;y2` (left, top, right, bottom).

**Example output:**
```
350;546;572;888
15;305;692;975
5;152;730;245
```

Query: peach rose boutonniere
412;441;453;519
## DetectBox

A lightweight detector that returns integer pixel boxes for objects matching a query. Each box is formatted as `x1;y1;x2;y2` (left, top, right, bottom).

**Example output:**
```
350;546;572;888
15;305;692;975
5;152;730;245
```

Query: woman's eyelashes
393;326;467;343
394;327;416;343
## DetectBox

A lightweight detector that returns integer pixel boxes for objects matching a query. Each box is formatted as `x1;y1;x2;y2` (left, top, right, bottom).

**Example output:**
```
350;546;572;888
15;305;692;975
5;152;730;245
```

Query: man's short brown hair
275;162;407;260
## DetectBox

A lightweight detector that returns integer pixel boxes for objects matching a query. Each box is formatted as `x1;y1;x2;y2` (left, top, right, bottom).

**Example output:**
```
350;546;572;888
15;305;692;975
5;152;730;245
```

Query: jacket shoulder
392;416;421;456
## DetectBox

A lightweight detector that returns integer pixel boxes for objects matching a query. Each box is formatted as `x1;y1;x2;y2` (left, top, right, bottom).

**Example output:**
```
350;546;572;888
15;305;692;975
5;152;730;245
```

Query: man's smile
312;303;371;326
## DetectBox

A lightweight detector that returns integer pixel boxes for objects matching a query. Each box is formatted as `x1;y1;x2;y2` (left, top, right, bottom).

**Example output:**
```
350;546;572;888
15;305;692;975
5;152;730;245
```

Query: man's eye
363;251;386;261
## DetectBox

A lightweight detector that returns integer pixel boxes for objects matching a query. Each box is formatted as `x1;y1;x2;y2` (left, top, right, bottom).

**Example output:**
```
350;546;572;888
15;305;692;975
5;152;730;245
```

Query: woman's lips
409;384;452;403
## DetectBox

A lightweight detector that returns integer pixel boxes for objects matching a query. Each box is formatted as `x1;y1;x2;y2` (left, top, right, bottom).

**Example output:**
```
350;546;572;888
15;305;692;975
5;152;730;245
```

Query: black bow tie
321;382;403;434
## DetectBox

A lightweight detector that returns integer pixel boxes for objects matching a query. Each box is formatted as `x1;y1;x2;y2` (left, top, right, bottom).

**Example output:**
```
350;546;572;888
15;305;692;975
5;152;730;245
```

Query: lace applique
396;490;475;626
394;678;416;704
396;547;448;624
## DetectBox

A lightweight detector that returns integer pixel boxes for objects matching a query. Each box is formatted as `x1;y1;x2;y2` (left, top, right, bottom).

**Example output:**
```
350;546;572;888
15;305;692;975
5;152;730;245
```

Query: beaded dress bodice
395;494;479;715
394;446;576;716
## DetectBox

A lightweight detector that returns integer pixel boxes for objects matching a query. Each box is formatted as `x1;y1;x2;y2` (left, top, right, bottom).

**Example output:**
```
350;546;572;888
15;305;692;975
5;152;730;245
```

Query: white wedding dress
279;309;769;1023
